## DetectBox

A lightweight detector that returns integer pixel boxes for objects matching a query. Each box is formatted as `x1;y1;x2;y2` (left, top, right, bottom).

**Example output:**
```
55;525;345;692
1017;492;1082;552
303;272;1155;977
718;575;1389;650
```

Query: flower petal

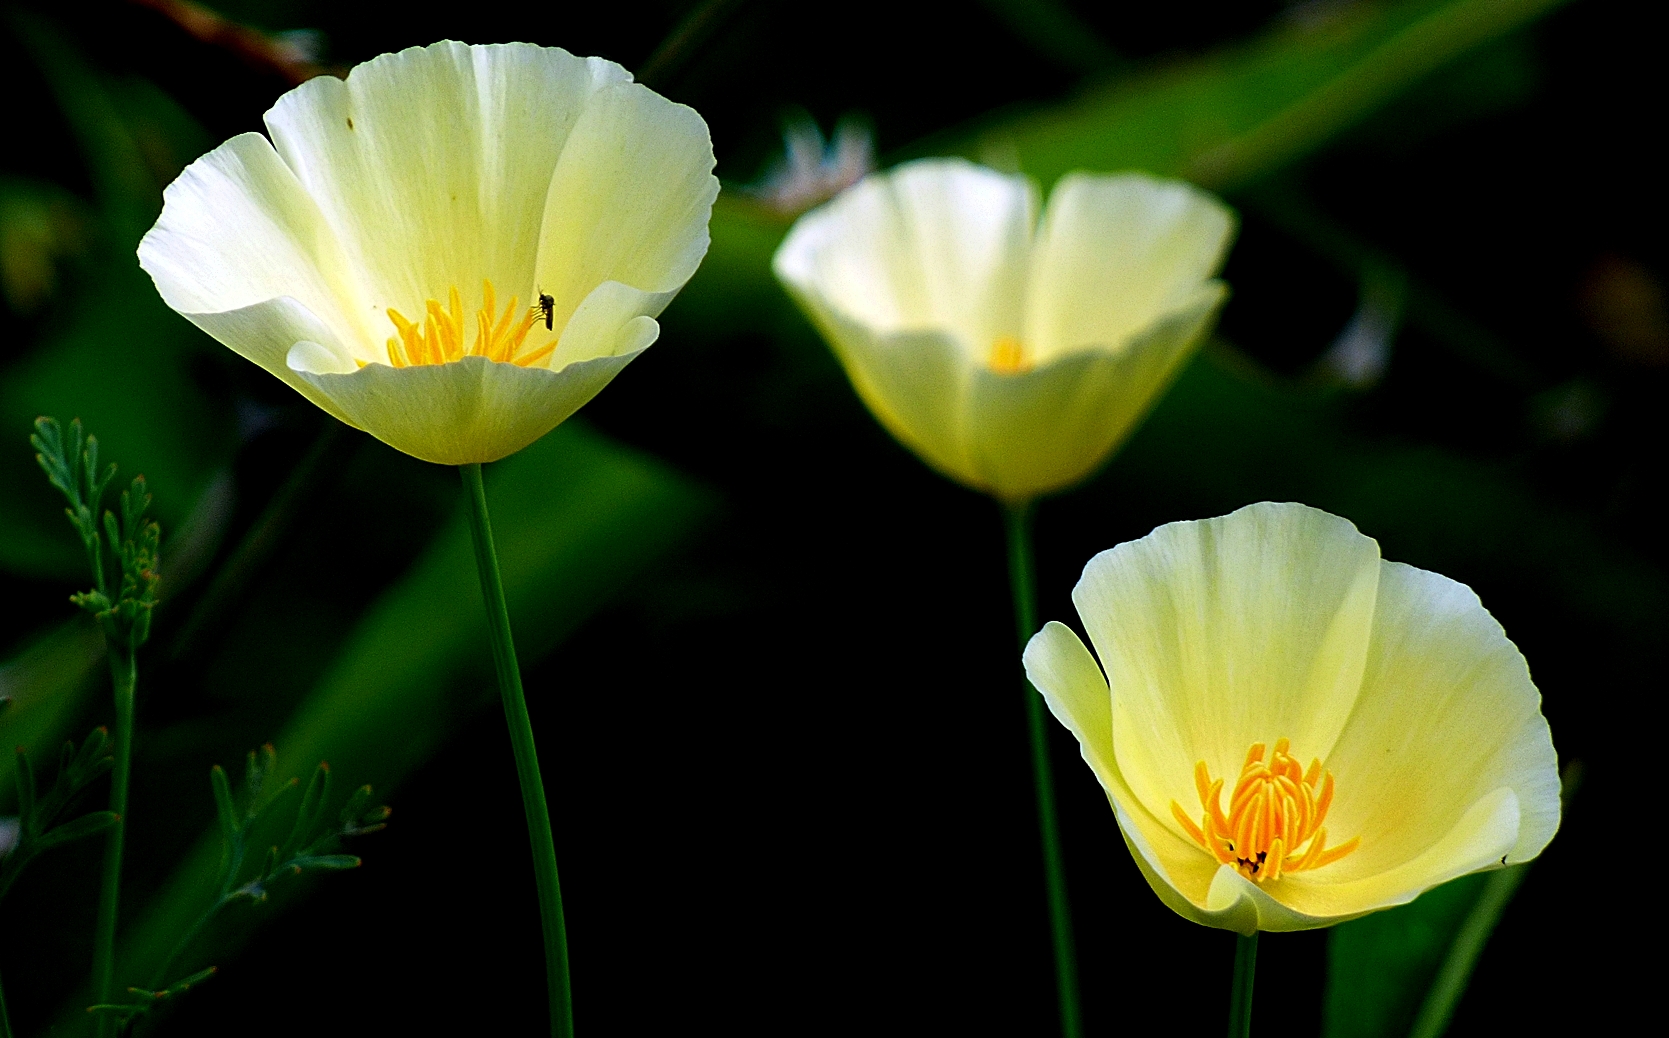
533;82;719;335
1183;789;1519;934
1025;621;1115;777
1023;172;1235;365
776;276;979;488
138;132;372;358
178;297;358;425
551;280;674;368
774;158;1036;357
1075;502;1382;831
1025;621;1221;922
1112;794;1226;927
1315;561;1560;879
1259;787;1521;928
264;41;630;334
965;284;1225;500
289;353;639;465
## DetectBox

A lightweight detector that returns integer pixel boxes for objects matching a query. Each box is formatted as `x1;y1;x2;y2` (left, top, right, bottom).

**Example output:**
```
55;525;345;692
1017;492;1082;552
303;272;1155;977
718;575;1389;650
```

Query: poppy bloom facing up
773;157;1234;502
140;40;718;465
1024;502;1560;933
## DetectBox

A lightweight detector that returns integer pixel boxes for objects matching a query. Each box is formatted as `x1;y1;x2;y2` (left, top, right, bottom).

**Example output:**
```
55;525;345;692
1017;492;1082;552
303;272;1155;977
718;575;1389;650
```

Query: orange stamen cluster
1170;738;1360;883
382;280;557;369
988;336;1031;374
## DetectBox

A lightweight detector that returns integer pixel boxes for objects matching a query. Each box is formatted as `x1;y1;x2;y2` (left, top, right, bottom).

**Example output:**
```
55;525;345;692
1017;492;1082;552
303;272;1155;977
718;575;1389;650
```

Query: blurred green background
0;0;1658;1034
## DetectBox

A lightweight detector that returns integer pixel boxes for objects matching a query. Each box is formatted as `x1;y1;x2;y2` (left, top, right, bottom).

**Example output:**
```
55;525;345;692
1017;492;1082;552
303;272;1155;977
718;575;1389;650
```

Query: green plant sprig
0;726;120;901
31;417;159;651
85;967;216;1029
210;745;389;905
145;746;390;1003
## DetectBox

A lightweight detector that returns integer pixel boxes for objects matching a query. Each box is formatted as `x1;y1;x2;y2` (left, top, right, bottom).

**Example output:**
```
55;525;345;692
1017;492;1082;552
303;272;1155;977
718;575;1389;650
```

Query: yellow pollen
381;280;558;369
1169;737;1360;883
988;336;1031;374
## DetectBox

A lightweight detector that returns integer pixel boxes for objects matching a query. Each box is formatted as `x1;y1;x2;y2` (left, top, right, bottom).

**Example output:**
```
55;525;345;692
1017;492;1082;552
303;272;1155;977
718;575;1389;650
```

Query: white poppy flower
139;41;718;465
773;157;1234;501
1024;502;1561;933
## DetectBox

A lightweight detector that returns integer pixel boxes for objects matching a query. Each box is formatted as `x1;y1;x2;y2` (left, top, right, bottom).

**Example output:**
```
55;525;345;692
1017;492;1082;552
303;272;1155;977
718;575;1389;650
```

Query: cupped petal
533;82;718;335
138;132;372;357
1314;561;1560;880
181;297;358;423
776;277;981;489
1025;621;1115;776
550;280;675;368
774;158;1036;356
965;284;1225;500
264;41;631;331
288;352;640;465
1252;787;1521;928
1024;622;1221;923
1113;787;1517;935
1022;172;1235;366
1075;502;1382;833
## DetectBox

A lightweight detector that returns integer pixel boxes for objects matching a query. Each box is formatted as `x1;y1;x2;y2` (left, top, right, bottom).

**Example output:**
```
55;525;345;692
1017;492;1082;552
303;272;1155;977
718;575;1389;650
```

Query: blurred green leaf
6;8;179;245
0;621;107;801
1323;873;1490;1038
53;419;712;1024
0;14;234;580
1322;763;1577;1037
957;0;1570;191
977;0;1122;75
1405;864;1532;1038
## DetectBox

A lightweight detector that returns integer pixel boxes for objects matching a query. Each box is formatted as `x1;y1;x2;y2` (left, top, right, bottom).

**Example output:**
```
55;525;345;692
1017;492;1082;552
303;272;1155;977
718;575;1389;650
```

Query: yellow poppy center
988;335;1031;374
381;280;557;369
1170;738;1360;883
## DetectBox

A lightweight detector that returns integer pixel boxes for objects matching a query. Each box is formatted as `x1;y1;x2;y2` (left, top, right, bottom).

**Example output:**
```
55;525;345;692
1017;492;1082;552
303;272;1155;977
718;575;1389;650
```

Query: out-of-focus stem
1002;500;1082;1038
91;648;135;1038
460;463;572;1038
1;963;14;1038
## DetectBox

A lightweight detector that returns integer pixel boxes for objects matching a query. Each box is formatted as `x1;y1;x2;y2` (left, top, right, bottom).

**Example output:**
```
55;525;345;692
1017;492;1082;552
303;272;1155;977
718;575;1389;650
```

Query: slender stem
92;648;136;1038
150;899;223;990
1;963;13;1038
460;464;572;1038
1227;931;1258;1038
1002;500;1082;1038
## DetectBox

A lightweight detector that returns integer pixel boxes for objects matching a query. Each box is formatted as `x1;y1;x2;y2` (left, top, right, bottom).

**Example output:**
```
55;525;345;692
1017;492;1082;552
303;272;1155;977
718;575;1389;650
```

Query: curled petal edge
1116;786;1522;935
289;350;644;465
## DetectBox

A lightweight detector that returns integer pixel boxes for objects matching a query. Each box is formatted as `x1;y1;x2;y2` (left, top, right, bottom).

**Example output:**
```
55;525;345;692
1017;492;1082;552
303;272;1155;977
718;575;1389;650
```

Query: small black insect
531;289;555;331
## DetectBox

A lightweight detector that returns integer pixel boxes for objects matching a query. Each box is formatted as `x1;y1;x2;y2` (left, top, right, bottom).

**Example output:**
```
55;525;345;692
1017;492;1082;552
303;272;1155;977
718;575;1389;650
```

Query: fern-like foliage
0;726;120;901
85;967;216;1028
127;746;391;1030
31;417;159;650
210;745;390;906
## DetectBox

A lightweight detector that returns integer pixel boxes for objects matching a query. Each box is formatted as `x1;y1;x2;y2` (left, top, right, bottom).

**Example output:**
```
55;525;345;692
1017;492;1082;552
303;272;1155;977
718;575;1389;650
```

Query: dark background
0;0;1660;1035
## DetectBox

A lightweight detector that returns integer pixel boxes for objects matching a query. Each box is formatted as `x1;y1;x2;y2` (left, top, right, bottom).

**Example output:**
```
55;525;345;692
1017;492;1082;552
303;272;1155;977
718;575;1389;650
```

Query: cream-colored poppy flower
772;158;1234;501
139;41;718;465
1023;502;1560;934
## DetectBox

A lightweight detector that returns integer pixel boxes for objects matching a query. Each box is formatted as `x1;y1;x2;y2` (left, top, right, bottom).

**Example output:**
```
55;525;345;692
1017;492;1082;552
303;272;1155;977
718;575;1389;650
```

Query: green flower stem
1002;500;1082;1038
1227;931;1258;1038
460;463;572;1038
1;964;13;1038
91;647;135;1038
